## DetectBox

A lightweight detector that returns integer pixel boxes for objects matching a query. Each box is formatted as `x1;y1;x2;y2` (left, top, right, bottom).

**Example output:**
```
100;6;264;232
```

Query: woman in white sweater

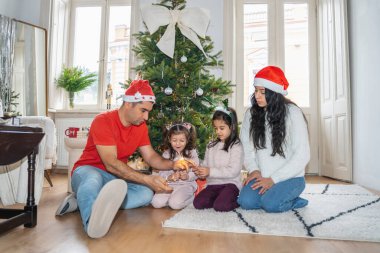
238;66;310;213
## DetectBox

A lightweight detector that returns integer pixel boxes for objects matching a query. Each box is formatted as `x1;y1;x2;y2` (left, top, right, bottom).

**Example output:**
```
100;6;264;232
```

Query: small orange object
195;179;206;196
177;158;189;171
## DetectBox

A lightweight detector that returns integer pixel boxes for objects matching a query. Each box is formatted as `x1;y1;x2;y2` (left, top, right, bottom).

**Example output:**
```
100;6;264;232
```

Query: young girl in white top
193;107;243;212
151;123;199;209
238;66;310;213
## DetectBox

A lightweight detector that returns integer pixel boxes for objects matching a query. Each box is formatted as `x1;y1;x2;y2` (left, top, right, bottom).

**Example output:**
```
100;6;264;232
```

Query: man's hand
251;177;274;195
145;175;173;193
244;170;262;186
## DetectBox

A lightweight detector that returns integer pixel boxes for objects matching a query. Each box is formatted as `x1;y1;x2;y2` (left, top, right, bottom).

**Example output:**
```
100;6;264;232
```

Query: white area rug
163;184;380;242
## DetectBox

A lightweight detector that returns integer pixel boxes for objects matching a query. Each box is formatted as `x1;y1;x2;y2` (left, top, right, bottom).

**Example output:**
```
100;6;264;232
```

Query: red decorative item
65;127;80;138
194;178;207;196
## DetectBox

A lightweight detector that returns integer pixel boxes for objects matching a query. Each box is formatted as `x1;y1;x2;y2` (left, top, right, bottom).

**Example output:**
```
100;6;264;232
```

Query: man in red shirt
56;79;188;238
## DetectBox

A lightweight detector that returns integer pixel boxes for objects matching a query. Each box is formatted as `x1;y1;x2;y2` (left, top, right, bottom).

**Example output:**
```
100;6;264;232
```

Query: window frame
236;0;317;114
67;0;132;110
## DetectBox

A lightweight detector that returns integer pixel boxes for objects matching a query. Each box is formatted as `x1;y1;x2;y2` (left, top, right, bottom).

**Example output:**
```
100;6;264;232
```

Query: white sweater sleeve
240;109;260;173
270;106;310;183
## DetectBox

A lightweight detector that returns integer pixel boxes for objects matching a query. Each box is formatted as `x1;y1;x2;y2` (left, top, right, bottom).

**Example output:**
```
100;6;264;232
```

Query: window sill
48;108;106;118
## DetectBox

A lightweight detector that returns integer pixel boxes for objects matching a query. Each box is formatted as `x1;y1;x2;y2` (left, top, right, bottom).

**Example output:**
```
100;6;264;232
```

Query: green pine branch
133;0;232;158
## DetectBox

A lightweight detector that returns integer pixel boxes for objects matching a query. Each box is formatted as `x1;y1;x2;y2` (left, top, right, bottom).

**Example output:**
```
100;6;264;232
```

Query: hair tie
166;122;192;131
215;106;231;117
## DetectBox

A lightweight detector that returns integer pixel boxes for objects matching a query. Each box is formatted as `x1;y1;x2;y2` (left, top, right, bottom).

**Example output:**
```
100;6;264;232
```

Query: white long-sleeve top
202;141;243;189
240;104;310;184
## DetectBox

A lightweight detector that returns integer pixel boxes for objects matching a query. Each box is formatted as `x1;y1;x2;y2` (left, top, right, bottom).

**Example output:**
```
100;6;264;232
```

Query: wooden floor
1;173;379;253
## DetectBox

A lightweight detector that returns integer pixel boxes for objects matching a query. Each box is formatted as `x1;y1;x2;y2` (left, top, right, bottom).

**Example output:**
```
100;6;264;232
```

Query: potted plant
56;66;97;109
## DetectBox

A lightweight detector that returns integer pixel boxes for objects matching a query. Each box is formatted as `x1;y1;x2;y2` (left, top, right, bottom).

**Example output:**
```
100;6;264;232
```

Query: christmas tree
133;0;232;158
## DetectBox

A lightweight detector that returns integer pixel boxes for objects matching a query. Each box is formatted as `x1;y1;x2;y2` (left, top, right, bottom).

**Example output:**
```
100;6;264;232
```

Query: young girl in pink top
193;107;243;212
151;123;199;209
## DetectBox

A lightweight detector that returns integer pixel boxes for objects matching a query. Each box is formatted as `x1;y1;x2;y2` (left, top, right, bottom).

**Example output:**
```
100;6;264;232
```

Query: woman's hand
251;177;274;195
244;170;262;186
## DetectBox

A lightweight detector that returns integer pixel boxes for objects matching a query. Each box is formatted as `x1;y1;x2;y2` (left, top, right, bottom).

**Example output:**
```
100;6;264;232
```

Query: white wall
348;0;380;191
0;0;51;29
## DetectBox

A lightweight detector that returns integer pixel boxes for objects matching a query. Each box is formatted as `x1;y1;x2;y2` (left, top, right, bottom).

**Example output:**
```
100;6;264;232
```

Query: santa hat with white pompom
253;66;289;95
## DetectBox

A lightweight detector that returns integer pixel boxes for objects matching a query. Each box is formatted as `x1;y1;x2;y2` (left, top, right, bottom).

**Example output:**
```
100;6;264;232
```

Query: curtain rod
12;18;47;32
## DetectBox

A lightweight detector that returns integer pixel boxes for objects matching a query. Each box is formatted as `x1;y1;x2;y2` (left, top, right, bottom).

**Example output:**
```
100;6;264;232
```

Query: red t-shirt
72;110;150;174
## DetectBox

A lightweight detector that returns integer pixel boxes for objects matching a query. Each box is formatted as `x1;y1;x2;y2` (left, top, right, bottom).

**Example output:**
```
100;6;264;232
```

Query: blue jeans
72;165;154;230
237;177;307;213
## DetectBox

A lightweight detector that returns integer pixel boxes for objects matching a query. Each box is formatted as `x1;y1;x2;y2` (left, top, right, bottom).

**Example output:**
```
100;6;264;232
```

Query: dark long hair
162;123;197;160
249;89;304;157
208;107;240;152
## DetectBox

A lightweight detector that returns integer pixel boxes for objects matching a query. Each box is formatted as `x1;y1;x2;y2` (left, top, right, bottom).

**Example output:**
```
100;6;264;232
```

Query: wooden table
0;125;45;234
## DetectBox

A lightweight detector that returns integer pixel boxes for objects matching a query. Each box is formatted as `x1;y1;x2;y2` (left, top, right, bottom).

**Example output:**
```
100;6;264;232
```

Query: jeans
71;165;154;230
237;177;307;213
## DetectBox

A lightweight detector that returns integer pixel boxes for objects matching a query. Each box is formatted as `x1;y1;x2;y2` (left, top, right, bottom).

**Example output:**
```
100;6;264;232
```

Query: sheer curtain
0;15;16;113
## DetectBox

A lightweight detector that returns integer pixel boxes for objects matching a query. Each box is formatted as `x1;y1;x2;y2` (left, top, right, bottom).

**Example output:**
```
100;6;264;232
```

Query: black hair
249;88;306;157
208;107;240;152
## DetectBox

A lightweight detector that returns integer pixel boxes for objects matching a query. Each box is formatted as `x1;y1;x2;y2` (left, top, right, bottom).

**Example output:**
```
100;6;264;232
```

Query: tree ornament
180;55;187;63
157;106;164;118
133;0;233;160
164;86;173;95
196;87;204;96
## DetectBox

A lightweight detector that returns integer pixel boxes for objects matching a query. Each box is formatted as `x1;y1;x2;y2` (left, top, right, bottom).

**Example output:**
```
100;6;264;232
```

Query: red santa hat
253;66;289;95
123;79;156;103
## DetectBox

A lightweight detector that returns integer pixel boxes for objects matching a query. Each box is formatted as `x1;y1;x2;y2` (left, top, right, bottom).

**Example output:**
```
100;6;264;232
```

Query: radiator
55;117;94;167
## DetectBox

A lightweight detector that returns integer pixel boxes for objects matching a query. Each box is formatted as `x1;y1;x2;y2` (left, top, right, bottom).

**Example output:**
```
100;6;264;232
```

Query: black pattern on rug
304;193;373;196
233;209;258;233
321;184;329;194
292;197;380;237
163;184;380;242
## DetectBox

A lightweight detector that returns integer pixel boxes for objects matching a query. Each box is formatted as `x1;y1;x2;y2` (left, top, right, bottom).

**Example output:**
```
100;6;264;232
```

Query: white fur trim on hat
123;91;156;103
254;77;288;95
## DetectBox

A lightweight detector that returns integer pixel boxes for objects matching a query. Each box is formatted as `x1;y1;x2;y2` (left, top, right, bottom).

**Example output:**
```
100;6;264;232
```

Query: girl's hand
167;171;180;182
244;170;262;186
251;177;274;195
192;166;199;174
194;166;209;179
179;170;189;180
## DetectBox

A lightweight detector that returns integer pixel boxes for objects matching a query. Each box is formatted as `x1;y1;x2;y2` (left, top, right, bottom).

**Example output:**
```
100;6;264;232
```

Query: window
242;0;315;108
68;0;131;109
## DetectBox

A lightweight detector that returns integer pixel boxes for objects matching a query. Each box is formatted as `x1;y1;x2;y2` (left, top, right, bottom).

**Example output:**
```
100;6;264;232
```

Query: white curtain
0;15;16;113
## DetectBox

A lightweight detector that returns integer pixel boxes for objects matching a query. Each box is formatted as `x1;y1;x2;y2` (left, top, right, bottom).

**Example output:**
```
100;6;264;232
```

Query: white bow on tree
141;4;210;59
